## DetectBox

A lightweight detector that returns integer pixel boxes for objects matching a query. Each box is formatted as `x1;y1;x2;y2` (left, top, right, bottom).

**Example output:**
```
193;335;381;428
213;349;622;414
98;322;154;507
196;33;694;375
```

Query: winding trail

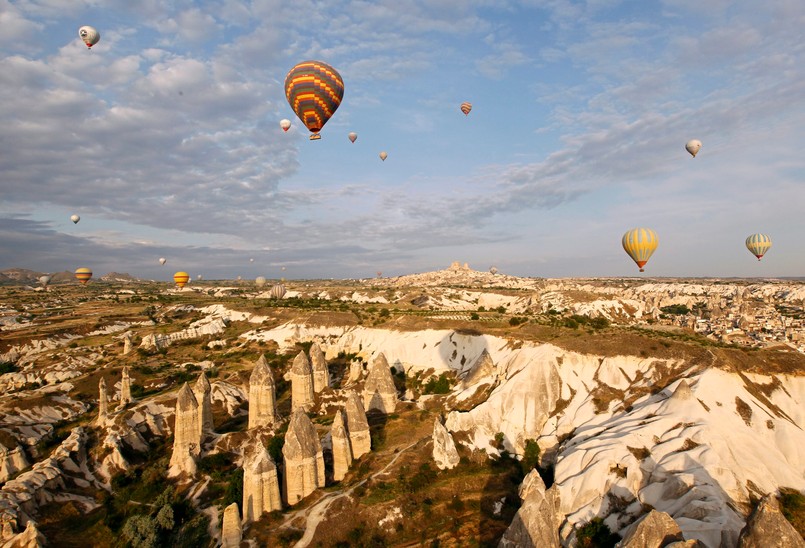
286;440;420;548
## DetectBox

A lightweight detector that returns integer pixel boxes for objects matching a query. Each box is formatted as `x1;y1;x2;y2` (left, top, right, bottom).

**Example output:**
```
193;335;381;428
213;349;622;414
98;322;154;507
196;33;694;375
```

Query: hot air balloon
280;119;291;132
255;276;267;287
39;275;51;289
270;283;286;299
70;215;80;224
173;271;190;288
376;271;382;278
379;151;388;161
746;233;772;261
284;61;344;140
75;267;92;284
250;258;254;263
489;266;498;275
159;258;167;265
78;26;100;49
460;102;472;116
685;139;702;158
281;266;286;271
622;228;658;272
348;132;357;143
197;274;203;280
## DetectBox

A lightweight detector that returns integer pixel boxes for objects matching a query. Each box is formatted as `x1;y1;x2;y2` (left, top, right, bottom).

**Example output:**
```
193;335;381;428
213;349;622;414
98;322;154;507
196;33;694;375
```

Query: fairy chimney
193;373;213;436
363;353;397;414
122;332;133;355
118;366;132;408
290;351;315;412
242;444;282;523
282;409;325;505
309;343;330;393
331;409;353;482
221;503;242;548
97;377;108;426
344;390;371;459
248;354;277;429
168;383;201;477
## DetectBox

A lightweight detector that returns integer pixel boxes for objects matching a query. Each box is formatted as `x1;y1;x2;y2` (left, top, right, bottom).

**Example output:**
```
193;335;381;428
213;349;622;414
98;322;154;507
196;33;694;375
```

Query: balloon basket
309;133;321;140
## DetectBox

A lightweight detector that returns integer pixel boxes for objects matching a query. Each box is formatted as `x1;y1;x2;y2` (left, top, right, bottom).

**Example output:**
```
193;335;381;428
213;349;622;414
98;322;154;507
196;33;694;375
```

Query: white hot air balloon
489;266;498;275
197;274;202;280
255;276;267;287
280;119;291;132
250;258;254;263
159;258;167;265
39;275;52;288
78;26;100;49
70;214;80;224
685;139;702;158
379;151;388;161
348;132;357;143
270;283;286;299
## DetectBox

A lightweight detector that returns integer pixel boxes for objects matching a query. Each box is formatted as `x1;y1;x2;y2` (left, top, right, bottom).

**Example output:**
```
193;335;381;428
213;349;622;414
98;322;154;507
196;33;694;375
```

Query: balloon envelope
379;151;388;161
255;276;267;287
348;132;357;143
746;233;772;260
280;119;291;132
159;258;166;265
74;267;92;284
70;215;80;224
622;228;658;272
489;266;498;275
78;26;100;48
685;139;702;158
460;102;472;115
270;284;286;299
39;275;51;286
173;271;190;288
284;60;344;140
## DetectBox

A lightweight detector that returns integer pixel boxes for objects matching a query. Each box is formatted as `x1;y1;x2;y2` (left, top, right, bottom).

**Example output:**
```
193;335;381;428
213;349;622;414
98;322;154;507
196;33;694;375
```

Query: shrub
522;439;540;476
470;313;480;321
423;373;451;394
576;517;620;548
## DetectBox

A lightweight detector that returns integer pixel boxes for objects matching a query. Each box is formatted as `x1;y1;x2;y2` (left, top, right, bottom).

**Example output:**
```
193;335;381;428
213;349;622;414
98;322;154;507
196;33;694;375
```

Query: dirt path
286;440;420;548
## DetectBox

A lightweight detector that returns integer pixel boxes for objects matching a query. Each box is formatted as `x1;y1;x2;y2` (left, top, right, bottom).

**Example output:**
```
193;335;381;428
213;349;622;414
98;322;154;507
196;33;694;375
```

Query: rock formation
347;359;364;384
0;443;28;484
3;520;45;547
193;373;213;436
290;351;315;412
462;348;496;387
97;377;108;426
282;409;325;505
344;390;371;459
139;317;227;350
309;343;329;393
616;510;683;548
363;353;397;414
248;354;277;429
221;503;242;548
122;332;133;355
118;366;132;408
331;409;353;481
432;418;460;470
242;444;282;523
737;494;805;548
499;469;561;548
168;383;201;478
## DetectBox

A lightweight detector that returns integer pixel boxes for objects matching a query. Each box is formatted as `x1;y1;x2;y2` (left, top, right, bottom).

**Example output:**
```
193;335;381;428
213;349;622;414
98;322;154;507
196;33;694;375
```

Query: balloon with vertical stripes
745;233;772;260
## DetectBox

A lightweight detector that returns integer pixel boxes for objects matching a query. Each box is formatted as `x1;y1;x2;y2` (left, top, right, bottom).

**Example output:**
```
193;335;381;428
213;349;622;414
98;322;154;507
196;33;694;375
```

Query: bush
470;313;479;321
576;517;620;548
0;362;18;375
660;304;690;315
423;373;451;394
522;439;540;476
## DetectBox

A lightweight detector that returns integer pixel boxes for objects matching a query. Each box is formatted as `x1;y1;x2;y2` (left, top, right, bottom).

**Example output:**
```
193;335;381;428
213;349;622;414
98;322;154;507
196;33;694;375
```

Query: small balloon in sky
460;102;472;116
685;139;702;158
78;26;100;49
622;228;658;273
379;151;388;161
284;60;344;140
159;258;167;265
255;276;266;287
280;119;291;132
489;266;498;275
745;233;772;261
70;214;80;224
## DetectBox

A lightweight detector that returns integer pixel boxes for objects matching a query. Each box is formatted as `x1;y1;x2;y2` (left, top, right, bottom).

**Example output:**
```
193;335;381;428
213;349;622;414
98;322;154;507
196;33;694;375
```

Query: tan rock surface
248;354;277;429
221;502;242;548
363;353;397;414
344;390;371;459
331;409;352;481
309;343;329;393
282;409;324;505
168;383;201;477
290;351;315;412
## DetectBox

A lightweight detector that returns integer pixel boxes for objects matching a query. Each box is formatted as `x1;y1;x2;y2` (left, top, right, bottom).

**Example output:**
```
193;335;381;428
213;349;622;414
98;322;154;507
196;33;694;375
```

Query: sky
1;0;804;281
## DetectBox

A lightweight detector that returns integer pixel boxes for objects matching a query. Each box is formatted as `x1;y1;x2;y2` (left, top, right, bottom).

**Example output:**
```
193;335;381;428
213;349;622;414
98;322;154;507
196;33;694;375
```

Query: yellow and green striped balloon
284;60;344;140
622;228;658;272
745;233;772;261
74;267;92;284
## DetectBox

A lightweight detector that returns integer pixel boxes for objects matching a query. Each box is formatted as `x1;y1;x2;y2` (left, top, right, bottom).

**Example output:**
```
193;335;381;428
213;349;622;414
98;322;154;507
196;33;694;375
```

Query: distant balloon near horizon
746;233;772;261
196;274;202;280
255;276;266;287
281;266;286;271
159;258;166;265
270;283;286;299
280;119;291;132
74;267;92;284
78;26;100;49
284;60;344;140
348;132;357;143
250;258;254;262
70;214;80;224
685;139;702;158
379;151;388;161
460;102;472;115
376;271;382;278
489;266;498;275
622;228;658;273
173;271;190;288
39;275;51;288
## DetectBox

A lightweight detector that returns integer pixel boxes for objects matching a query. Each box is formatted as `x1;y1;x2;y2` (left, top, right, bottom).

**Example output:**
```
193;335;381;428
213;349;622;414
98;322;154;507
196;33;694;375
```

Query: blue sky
1;0;804;280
